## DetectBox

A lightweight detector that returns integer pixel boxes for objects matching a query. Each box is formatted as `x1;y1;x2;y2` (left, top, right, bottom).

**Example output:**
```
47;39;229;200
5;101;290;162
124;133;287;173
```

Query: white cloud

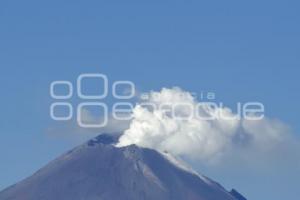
117;87;299;165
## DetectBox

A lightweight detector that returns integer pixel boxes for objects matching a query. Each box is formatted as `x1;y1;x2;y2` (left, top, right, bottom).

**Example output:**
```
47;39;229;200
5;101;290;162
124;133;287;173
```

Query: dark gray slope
0;134;242;200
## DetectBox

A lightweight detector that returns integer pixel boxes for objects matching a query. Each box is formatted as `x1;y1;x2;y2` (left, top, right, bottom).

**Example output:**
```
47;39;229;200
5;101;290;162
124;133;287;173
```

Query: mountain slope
0;134;244;200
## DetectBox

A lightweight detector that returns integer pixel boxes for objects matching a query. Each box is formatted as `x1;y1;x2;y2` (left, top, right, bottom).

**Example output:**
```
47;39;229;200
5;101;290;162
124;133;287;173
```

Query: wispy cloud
117;87;300;167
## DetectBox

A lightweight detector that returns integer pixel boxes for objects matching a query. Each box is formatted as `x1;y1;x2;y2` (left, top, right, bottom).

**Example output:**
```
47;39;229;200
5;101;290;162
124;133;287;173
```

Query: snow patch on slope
161;151;212;185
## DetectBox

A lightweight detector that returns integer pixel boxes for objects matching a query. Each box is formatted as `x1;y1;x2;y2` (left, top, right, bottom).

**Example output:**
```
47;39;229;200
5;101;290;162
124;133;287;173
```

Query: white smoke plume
117;87;296;164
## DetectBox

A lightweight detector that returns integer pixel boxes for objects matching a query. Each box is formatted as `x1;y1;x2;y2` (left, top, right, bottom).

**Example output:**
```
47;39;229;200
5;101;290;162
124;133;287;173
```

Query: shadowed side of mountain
230;189;247;200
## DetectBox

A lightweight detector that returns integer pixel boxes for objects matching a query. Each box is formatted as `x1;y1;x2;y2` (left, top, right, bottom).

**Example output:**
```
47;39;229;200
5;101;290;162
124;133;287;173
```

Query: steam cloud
117;87;295;163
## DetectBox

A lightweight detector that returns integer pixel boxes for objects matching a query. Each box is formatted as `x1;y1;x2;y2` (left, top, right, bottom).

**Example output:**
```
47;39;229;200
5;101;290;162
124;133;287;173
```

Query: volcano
0;134;246;200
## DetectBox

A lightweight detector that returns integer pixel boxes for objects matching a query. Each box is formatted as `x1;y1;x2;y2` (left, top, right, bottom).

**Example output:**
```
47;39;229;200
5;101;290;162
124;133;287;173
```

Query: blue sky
0;0;300;199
